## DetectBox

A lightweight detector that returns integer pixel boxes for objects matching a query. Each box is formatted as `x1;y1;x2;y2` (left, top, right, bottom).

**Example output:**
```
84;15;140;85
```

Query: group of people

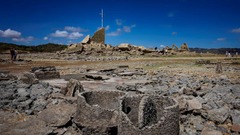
226;51;238;57
10;48;17;62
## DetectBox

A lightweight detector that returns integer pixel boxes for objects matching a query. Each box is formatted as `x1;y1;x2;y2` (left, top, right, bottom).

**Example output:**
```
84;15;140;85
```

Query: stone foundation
74;91;125;134
31;66;60;80
74;91;179;135
119;95;179;135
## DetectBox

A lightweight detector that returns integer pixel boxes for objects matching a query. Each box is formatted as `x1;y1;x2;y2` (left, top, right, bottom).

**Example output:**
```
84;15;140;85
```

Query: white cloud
43;36;48;40
51;30;83;39
51;30;68;37
123;24;136;32
68;32;83;39
232;28;240;33
107;28;121;36
115;19;122;26
12;36;34;43
0;29;21;38
160;45;165;48
107;23;136;36
105;25;110;31
64;26;86;32
217;38;226;41
172;32;178;35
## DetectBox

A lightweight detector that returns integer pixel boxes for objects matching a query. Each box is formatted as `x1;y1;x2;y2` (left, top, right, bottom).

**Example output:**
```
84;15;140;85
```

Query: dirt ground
1;53;240;135
0;53;239;80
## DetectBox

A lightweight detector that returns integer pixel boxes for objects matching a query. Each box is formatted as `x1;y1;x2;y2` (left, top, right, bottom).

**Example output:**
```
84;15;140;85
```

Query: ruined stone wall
74;91;125;134
119;95;179;135
31;66;60;80
74;91;179;135
91;28;105;44
121;95;144;127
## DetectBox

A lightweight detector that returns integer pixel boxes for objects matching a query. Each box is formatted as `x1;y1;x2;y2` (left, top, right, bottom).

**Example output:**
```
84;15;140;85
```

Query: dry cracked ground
0;53;240;135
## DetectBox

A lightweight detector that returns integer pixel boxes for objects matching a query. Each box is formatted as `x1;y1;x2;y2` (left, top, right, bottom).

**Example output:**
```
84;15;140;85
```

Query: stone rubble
0;64;240;135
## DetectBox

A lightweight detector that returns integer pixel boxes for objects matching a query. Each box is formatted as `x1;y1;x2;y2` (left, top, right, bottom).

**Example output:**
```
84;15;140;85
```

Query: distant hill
0;42;67;53
189;48;240;54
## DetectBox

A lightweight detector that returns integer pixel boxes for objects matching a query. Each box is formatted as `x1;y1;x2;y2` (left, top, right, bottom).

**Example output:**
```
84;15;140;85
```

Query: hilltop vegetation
0;42;67;53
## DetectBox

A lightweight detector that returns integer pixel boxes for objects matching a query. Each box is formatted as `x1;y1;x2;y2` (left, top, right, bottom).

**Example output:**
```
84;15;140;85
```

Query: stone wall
91;28;105;44
74;91;125;134
119;95;179;135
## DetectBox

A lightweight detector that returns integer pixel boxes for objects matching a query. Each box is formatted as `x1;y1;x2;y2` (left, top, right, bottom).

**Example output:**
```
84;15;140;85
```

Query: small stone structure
180;43;189;52
195;59;211;65
74;90;125;134
119;95;179;135
74;91;179;135
31;66;60;80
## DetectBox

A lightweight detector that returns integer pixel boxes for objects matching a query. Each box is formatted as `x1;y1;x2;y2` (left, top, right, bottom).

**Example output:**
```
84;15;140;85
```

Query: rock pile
0;79;54;115
142;72;240;135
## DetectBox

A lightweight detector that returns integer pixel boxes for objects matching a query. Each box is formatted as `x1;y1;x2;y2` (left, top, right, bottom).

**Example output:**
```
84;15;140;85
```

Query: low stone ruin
180;43;189;52
120;95;179;135
20;66;60;84
195;59;211;64
31;66;60;80
0;70;17;81
74;90;179;135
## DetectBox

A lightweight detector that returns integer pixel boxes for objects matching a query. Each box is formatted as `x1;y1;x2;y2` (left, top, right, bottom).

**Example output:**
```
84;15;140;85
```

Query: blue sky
0;0;240;48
